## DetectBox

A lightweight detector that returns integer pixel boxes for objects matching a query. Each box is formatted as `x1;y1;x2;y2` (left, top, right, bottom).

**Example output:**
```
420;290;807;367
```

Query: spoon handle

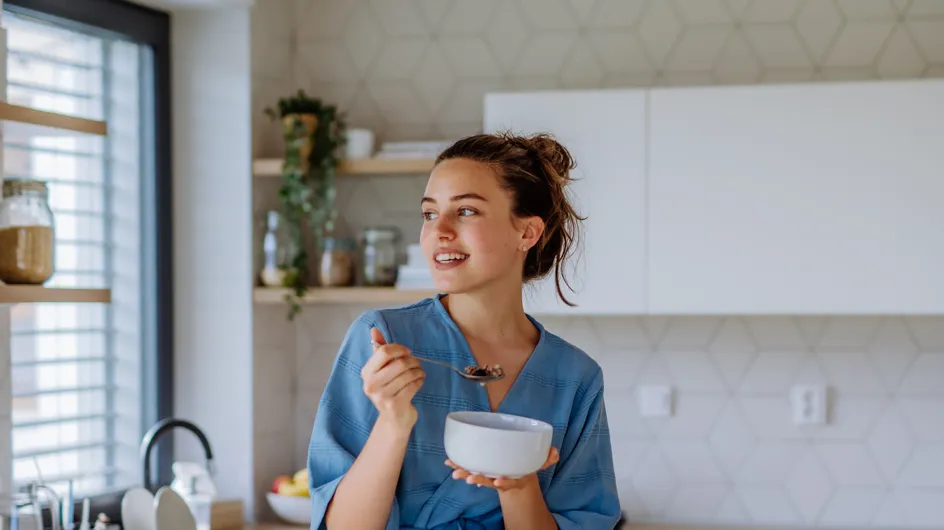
417;357;464;374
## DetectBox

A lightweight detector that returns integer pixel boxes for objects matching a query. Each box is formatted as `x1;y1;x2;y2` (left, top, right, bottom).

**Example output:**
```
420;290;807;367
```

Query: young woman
306;133;621;529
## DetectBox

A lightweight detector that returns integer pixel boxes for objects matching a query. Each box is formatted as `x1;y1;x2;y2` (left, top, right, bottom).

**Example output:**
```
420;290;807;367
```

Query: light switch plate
636;385;673;417
791;384;828;425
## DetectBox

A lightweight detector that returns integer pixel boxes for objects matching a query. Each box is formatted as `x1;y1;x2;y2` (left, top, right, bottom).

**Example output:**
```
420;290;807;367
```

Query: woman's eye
458;207;476;216
422;211;437;221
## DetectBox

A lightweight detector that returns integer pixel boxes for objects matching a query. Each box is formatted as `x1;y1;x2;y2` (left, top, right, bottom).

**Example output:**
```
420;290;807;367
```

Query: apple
271;475;292;494
278;480;309;497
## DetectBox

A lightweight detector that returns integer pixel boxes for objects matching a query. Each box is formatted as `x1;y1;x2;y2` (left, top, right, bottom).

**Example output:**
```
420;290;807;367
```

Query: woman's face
420;158;542;295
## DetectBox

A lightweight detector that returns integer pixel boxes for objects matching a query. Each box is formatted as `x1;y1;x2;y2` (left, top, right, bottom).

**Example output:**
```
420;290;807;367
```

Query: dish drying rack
1;459;107;530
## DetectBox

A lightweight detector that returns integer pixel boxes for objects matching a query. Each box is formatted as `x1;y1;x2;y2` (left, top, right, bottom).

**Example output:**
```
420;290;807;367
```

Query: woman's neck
442;280;538;346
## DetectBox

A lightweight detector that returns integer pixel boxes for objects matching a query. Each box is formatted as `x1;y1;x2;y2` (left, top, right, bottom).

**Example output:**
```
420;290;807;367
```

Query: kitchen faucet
140;418;215;492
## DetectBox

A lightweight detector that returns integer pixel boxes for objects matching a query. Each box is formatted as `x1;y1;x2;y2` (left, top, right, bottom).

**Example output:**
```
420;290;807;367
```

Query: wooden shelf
339;157;435;175
253;287;438;305
0;286;111;304
253;157;435;177
0;102;108;137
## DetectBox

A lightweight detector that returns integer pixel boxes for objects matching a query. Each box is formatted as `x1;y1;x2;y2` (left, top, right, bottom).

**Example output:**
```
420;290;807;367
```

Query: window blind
5;10;145;496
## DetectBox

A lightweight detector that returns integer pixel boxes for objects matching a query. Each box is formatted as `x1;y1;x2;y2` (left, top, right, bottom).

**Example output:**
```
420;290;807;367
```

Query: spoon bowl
418;357;505;385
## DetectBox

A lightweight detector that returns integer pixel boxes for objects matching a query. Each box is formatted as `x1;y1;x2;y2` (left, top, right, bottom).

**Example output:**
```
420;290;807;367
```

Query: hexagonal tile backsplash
251;0;944;526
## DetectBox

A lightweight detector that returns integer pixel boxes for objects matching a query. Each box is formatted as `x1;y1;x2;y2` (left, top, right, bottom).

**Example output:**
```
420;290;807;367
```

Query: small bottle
259;210;297;287
182;476;212;530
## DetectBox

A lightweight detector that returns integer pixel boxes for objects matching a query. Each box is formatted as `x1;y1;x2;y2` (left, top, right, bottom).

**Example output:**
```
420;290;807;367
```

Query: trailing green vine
264;90;347;319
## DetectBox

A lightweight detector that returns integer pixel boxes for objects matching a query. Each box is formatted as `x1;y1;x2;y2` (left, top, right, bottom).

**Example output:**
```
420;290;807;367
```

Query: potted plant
264;90;347;319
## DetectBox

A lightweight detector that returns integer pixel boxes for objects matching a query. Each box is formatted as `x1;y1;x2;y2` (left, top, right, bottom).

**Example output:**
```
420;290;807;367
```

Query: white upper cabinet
483;90;648;315
648;79;944;314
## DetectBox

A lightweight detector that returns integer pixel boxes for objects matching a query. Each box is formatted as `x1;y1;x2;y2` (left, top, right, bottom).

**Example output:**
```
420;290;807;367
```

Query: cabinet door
483;89;647;315
648;79;944;314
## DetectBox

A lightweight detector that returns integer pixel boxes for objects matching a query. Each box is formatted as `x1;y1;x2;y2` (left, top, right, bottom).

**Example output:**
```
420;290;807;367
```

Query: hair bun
525;134;576;187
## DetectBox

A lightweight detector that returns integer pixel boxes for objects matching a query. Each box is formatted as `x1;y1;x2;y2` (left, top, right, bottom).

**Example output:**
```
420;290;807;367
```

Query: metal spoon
418;357;505;385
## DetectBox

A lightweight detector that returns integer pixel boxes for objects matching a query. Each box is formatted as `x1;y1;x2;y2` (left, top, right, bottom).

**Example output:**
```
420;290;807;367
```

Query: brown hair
435;132;585;306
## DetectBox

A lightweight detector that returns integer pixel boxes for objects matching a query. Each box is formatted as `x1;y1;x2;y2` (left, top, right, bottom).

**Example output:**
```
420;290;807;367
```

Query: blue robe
307;295;621;529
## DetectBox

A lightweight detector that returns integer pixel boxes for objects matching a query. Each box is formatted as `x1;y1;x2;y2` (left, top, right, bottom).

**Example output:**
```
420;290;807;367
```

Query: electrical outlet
636;385;673;418
790;385;828;425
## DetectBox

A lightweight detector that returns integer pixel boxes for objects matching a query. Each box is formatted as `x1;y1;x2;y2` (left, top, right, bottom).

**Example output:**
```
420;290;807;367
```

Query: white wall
171;6;255;519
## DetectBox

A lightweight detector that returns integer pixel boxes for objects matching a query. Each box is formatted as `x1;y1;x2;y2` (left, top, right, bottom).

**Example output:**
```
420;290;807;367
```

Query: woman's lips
433;251;469;271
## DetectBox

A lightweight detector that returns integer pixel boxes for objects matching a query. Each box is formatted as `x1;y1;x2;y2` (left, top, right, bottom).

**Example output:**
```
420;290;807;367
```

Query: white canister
345;128;375;159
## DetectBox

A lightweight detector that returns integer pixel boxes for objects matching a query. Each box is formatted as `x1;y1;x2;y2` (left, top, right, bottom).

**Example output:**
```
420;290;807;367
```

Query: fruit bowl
266;492;311;525
443;411;553;479
267;468;311;525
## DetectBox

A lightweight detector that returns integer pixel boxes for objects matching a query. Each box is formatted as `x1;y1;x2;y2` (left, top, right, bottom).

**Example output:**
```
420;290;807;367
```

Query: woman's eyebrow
421;193;488;205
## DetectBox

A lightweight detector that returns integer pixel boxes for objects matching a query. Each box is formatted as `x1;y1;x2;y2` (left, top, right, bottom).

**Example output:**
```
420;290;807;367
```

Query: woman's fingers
464;474;493;487
392;373;425;400
362;347;413;388
384;366;425;397
361;327;410;378
542;446;560;469
446;465;510;490
367;356;420;391
364;364;422;397
446;456;558;491
361;343;411;378
492;477;517;489
462;474;523;491
444;462;483;485
370;327;386;348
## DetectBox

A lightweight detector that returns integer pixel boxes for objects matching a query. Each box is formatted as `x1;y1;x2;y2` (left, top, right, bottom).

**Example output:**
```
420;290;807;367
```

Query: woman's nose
435;217;456;241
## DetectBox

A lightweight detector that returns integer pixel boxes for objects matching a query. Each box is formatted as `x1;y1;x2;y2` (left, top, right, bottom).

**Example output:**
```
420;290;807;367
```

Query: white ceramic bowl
266;492;311;525
443;411;554;479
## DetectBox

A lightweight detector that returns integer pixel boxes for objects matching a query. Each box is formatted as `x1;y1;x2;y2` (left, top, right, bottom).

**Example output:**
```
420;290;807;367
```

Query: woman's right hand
361;327;426;432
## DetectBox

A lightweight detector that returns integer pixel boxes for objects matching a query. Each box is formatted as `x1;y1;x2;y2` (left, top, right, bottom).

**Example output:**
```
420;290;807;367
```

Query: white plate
120;488;155;530
154;487;196;530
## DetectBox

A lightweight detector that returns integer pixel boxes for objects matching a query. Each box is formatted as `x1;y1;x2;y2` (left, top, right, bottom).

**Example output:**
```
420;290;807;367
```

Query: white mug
345;128;375;159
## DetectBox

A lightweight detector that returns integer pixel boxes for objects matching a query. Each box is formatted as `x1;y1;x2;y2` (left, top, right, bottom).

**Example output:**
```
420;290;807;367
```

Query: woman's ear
518;216;545;252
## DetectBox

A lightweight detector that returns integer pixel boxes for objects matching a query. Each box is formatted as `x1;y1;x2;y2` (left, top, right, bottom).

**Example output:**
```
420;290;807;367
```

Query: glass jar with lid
318;236;356;287
0;178;56;285
362;226;400;286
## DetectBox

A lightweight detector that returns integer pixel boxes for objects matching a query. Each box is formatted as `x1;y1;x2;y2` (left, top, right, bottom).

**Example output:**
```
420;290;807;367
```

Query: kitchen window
4;0;172;505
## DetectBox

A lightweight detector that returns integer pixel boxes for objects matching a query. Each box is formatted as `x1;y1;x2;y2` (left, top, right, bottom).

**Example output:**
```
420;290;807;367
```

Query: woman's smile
433;249;470;270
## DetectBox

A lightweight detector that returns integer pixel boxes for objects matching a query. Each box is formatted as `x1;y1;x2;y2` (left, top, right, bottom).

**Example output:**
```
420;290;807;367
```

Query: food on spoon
464;364;503;378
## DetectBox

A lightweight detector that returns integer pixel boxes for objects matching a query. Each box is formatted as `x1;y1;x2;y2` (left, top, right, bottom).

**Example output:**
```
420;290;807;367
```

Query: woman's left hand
445;447;560;491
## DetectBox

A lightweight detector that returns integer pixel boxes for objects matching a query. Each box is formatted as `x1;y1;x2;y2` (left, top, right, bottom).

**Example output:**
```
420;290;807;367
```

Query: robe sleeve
544;367;622;529
306;310;400;530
